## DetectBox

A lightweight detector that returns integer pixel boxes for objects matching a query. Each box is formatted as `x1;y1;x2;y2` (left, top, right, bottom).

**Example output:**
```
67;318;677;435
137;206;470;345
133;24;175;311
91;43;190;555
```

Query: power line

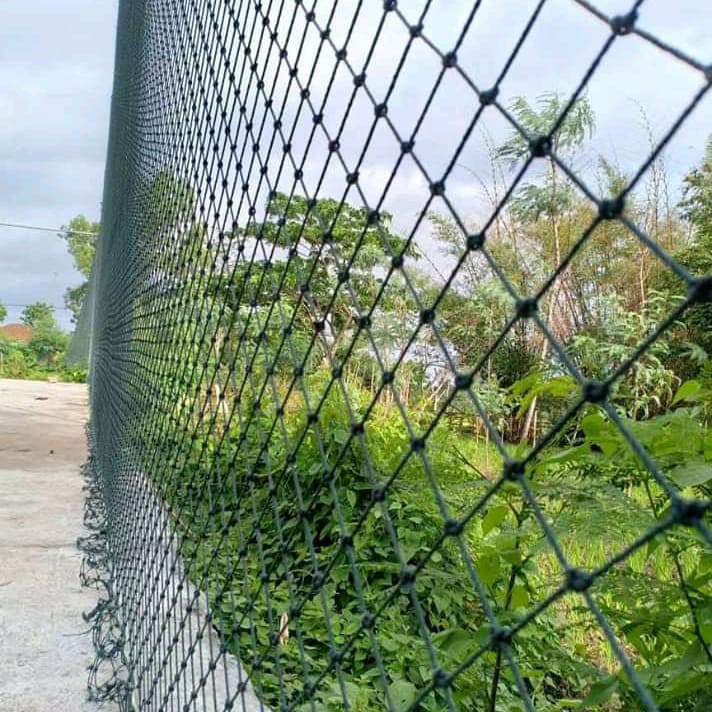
0;221;99;237
2;302;72;312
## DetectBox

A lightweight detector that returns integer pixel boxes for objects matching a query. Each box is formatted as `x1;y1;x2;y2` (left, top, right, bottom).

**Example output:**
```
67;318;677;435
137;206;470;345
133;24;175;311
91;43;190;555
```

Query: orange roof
0;323;33;343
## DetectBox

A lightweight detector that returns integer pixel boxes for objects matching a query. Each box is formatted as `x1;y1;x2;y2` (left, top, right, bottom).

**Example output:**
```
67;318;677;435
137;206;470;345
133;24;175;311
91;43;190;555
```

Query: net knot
420;308;435;324
467;232;486;250
610;10;638;35
433;667;451;688
490;625;512;648
529;135;551;158
503;460;524;482
399;566;416;588
598;195;625;220
688;276;712;304
411;436;426;452
410;23;424;38
583;379;609;403
454;372;473;390
516;296;538;319
430;180;446;196
444;518;463;537
479;87;499;105
566;567;593;592
673;497;708;527
442;51;458;68
371;484;386;502
362;611;376;629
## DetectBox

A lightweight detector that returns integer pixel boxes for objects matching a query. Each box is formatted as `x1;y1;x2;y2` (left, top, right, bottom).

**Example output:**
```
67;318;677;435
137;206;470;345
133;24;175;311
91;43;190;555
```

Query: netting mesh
82;1;711;710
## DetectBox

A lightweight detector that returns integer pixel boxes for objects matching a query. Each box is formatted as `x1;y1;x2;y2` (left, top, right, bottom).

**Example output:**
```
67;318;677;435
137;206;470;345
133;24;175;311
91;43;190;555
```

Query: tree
59;215;99;322
496;93;595;439
233;192;417;368
19;302;67;364
21;302;55;328
29;326;68;364
0;301;6;324
676;136;712;356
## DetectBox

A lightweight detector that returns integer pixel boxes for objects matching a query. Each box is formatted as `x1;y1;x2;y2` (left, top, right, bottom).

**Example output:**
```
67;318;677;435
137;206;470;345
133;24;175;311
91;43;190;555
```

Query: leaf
476;554;501;586
510;584;529;610
334;427;350;444
672;379;702;404
346;490;357;507
658;670;712;705
538;446;584;467
581;412;607;440
387;679;417;712
433;628;475;658
482;505;508;535
578;675;618;709
670;459;712;488
699;552;712;575
673;640;707;674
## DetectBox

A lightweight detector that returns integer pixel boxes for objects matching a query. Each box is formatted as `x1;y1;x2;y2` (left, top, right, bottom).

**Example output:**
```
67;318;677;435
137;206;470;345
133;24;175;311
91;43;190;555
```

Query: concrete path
0;378;98;711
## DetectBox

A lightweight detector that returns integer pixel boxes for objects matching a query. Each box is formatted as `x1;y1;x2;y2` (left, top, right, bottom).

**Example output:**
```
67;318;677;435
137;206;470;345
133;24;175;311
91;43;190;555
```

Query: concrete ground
0;378;98;711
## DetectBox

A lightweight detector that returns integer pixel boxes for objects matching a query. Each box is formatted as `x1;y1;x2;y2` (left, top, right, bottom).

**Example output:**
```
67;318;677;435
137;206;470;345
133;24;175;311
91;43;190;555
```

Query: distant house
0;323;33;343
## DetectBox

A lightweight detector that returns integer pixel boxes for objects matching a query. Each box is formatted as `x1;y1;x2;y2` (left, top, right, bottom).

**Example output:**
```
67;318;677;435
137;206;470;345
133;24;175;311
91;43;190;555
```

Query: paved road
0;378;98;711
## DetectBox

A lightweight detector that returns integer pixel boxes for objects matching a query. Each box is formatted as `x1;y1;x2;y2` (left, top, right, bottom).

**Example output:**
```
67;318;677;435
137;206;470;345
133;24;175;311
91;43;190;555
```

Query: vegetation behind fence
80;1;711;710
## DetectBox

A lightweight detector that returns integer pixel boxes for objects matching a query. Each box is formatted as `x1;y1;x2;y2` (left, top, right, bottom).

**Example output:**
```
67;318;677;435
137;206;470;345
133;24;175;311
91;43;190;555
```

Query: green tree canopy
21;302;55;328
60;215;100;323
675;135;712;354
230;192;417;366
19;302;67;363
0;301;6;324
60;214;99;278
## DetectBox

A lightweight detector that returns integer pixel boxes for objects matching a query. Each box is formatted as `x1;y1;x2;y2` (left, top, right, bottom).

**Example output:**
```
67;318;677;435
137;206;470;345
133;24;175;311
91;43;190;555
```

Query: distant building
0;324;33;343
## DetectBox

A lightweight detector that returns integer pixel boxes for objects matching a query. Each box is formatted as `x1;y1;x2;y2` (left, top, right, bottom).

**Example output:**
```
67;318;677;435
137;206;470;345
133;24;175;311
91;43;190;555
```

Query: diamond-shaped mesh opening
76;0;712;710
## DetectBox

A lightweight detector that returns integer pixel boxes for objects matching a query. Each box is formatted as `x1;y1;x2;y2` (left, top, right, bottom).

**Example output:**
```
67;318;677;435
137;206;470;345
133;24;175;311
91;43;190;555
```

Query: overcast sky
0;1;118;330
0;0;709;332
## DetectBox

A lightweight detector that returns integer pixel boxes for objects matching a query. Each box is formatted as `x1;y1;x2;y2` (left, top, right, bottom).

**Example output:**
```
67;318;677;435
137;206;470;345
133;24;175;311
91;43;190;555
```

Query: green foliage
675;137;712;355
16;302;68;364
149;356;711;710
20;301;55;328
529;396;712;709
60;214;99;278
497;93;595;165
569;293;682;419
230;192;417;366
60;215;99;323
0;302;81;382
0;301;6;323
136;127;712;709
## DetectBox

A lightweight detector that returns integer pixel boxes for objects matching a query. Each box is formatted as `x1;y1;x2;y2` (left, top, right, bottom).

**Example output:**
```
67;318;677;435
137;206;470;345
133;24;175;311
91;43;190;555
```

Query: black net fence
79;0;712;710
